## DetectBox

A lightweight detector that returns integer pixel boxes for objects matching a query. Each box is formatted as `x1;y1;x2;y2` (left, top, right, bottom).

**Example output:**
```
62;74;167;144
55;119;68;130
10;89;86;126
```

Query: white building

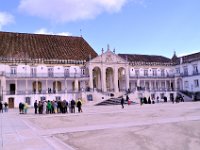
0;31;199;108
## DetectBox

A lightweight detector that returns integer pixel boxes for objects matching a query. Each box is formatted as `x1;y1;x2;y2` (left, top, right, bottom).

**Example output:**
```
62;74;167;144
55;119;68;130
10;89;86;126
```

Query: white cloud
18;0;129;23
35;28;71;36
0;12;14;30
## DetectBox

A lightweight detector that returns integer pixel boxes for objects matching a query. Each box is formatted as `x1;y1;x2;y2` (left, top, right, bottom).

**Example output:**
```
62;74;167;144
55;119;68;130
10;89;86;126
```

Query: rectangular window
184;81;189;89
183;67;188;76
11;67;17;75
31;67;37;77
25;97;31;105
64;68;69;77
152;69;157;76
56;96;61;101
144;70;148;77
176;68;180;74
194;79;199;87
161;69;165;77
193;65;198;75
48;67;54;77
135;69;139;77
40;96;46;101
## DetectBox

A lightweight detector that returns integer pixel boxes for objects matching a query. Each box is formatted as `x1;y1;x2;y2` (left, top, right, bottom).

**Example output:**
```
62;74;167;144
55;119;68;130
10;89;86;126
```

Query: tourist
156;96;160;103
148;97;151;104
24;102;28;114
4;102;8;112
34;100;38;114
0;101;3;113
121;97;124;109
71;99;76;113
47;100;52;114
77;99;82;113
19;102;24;114
43;101;47;114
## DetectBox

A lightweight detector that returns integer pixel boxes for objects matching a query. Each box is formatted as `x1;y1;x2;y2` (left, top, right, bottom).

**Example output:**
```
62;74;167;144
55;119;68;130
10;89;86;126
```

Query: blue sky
0;0;200;58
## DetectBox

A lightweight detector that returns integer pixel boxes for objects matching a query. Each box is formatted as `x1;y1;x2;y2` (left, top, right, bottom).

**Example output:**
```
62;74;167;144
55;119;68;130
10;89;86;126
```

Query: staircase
95;96;137;106
178;91;193;102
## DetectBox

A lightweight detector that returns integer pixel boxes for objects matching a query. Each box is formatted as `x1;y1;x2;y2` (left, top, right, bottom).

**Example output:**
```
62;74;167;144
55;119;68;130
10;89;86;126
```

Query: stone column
75;79;79;92
101;67;106;92
114;67;119;93
89;67;93;91
55;81;58;93
1;77;6;101
15;80;18;95
126;67;130;91
65;79;68;93
36;80;38;94
26;79;28;94
46;80;48;94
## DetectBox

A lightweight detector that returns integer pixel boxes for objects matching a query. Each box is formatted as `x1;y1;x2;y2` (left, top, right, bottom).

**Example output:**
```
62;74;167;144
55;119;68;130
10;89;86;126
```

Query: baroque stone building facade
0;31;199;108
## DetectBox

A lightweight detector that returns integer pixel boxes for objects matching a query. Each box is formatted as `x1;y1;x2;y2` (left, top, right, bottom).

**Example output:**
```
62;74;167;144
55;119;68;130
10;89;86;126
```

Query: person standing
34;100;38;114
24;103;28;114
71;99;76;113
121;97;125;109
4;102;8;112
77;99;82;113
0;101;3;113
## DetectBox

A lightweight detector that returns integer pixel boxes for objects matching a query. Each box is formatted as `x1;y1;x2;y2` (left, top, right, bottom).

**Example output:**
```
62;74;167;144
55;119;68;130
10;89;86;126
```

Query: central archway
92;67;102;91
106;67;114;92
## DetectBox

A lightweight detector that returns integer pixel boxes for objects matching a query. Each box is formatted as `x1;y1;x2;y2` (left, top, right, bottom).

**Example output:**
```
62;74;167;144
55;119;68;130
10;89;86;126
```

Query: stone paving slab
0;102;200;150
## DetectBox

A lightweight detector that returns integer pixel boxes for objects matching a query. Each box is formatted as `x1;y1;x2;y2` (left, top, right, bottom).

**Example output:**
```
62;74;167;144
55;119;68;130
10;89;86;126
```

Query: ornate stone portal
87;48;129;93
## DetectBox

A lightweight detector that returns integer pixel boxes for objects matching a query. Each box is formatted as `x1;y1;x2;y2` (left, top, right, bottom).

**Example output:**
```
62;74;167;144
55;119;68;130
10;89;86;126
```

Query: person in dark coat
71;99;76;113
121;97;125;109
148;97;151;104
0;101;3;113
34;100;38;114
77;100;82;113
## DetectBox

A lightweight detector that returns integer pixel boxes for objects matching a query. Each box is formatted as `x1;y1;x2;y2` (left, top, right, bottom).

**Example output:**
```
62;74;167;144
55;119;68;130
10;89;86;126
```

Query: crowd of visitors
140;95;184;105
32;99;83;115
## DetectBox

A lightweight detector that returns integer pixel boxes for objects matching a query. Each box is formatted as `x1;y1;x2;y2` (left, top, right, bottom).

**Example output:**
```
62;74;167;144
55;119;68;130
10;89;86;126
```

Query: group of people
0;101;8;113
33;99;83;114
19;102;29;114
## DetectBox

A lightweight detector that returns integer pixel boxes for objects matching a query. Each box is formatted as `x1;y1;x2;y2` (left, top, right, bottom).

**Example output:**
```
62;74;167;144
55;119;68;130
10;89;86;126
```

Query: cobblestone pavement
0;102;200;150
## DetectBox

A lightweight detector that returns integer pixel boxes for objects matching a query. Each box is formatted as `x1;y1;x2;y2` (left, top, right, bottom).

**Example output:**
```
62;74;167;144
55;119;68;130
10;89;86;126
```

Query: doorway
8;97;14;108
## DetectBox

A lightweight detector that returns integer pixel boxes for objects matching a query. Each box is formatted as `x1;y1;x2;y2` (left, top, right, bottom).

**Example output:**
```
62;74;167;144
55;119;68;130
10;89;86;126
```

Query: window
48;67;54;77
176;68;180;74
184;81;189;89
31;67;37;77
40;97;46;101
183;67;188;76
81;69;85;75
161;69;165;77
152;69;157;76
194;80;199;87
135;69;139;77
11;67;17;75
64;68;69;77
25;97;31;105
56;96;61;101
193;65;198;75
144;70;148;77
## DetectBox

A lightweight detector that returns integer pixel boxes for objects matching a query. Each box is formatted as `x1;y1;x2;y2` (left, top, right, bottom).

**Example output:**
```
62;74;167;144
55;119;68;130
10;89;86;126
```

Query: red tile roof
0;31;97;61
118;54;171;63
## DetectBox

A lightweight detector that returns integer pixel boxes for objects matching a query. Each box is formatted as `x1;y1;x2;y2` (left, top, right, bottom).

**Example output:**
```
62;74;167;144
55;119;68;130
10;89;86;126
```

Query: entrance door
10;84;15;95
8;98;14;108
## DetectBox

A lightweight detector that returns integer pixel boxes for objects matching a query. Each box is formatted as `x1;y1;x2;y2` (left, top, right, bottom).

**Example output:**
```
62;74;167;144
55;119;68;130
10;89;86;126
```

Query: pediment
89;50;127;64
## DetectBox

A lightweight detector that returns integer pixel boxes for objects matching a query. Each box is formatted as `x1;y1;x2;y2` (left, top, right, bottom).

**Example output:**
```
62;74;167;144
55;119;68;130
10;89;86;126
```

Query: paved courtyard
0;102;200;150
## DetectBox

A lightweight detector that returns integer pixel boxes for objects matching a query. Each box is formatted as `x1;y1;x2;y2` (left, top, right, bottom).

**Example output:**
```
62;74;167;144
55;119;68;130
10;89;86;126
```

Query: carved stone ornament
105;54;113;62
